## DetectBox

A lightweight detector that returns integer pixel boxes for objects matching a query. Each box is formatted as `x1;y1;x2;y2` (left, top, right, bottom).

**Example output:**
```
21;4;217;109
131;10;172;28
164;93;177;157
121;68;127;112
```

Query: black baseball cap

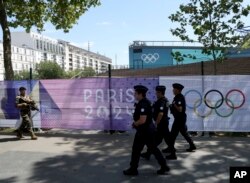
19;87;26;91
134;85;148;94
172;83;184;91
155;85;166;92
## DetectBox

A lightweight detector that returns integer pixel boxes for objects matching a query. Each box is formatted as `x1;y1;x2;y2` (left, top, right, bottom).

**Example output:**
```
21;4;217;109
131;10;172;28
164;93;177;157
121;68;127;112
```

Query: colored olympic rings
215;99;234;118
204;90;224;109
194;99;213;118
185;90;202;109
184;89;246;118
225;89;246;109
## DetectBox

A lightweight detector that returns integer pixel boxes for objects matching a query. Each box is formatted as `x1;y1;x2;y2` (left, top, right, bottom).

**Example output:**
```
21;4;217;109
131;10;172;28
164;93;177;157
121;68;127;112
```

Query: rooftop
129;41;203;48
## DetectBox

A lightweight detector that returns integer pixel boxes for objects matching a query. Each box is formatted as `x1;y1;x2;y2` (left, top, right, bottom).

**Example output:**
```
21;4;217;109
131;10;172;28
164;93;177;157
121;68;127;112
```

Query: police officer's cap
134;85;148;93
155;85;166;92
19;87;26;91
172;83;184;91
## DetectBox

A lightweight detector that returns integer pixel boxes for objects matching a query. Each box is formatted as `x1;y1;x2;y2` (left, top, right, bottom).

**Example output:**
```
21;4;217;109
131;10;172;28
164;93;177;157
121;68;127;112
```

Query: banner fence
0;76;249;131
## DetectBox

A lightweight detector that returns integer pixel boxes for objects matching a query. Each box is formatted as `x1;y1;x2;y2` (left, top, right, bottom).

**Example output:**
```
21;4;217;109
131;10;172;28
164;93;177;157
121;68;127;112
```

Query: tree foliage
241;34;250;49
65;67;96;79
4;0;100;32
36;61;64;79
169;0;250;73
14;70;30;80
0;0;100;80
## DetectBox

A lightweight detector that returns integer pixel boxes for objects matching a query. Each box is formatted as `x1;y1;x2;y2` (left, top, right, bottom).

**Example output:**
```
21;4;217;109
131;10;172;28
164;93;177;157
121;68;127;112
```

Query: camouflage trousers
18;114;34;135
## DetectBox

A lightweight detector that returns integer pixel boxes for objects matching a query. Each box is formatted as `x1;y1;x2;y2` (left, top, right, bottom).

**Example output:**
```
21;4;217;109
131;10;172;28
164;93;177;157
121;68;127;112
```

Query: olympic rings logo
184;89;246;118
141;53;160;63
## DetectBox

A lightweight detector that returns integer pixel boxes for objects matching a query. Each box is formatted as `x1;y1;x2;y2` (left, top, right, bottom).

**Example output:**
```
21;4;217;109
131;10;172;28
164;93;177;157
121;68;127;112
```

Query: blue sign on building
129;41;250;69
129;41;213;69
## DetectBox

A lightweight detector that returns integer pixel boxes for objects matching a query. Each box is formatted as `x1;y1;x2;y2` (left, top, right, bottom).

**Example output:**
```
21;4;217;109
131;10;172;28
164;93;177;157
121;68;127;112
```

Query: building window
40;40;42;50
36;40;39;49
44;41;46;51
53;45;55;53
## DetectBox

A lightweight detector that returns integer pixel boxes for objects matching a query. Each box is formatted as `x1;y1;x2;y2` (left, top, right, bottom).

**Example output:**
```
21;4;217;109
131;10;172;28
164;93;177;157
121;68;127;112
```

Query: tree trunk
212;50;217;75
0;0;14;80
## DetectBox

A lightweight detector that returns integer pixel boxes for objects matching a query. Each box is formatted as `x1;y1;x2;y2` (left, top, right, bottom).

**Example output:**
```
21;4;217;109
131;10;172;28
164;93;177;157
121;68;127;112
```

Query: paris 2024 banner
39;78;158;130
0;76;249;131
160;75;249;132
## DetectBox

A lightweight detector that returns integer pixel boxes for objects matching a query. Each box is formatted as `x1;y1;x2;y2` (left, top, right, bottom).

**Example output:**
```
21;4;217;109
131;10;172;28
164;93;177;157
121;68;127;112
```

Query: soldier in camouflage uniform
15;87;37;140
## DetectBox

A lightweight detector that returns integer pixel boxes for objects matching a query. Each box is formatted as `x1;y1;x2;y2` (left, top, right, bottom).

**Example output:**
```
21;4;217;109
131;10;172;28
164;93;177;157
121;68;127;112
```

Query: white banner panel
160;75;250;132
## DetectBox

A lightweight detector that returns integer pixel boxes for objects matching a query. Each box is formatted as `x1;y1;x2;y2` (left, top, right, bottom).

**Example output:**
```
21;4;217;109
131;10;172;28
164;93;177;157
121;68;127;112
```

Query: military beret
172;83;184;90
155;85;166;92
19;87;26;91
134;85;148;93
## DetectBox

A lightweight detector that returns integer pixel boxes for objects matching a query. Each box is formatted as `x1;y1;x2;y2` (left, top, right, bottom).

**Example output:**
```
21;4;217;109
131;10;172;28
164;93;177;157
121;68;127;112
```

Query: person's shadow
0;137;19;143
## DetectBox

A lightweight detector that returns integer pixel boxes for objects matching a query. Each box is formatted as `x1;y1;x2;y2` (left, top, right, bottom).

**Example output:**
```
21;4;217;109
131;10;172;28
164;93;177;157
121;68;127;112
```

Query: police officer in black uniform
123;85;170;176
140;85;171;160
166;83;196;160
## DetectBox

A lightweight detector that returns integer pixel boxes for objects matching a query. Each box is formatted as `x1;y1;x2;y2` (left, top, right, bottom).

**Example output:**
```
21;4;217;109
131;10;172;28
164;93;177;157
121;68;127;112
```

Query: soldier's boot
157;165;170;175
123;167;138;176
16;130;24;139
30;132;38;140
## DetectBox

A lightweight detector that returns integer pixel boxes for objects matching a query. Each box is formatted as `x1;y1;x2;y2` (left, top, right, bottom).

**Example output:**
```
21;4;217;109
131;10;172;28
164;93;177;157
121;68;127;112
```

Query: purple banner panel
39;78;159;130
111;78;158;130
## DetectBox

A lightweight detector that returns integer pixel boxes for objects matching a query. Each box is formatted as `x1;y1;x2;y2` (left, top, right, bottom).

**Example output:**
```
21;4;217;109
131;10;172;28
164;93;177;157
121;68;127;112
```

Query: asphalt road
0;130;249;183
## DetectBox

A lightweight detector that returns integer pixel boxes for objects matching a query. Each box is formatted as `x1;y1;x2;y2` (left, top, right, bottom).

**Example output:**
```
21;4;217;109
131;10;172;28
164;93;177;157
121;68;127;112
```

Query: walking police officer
123;85;170;176
140;85;171;160
166;83;196;160
15;87;38;140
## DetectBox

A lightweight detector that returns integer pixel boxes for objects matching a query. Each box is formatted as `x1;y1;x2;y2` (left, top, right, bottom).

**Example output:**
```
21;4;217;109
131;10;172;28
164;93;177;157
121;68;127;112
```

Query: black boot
186;144;196;152
165;153;177;160
140;152;150;160
123;168;138;176
157;165;170;175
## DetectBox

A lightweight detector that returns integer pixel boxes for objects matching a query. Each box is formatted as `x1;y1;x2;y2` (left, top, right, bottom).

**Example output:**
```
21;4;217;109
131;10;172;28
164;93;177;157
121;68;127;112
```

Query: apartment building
0;32;112;80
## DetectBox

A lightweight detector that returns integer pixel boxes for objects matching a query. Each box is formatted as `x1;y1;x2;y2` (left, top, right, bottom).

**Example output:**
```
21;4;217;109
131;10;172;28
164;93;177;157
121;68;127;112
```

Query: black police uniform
123;85;169;175
141;95;171;159
153;96;171;147
167;84;196;159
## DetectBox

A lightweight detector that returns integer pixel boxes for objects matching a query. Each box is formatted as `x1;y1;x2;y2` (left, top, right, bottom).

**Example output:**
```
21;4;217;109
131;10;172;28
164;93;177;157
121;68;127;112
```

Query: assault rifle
19;96;39;111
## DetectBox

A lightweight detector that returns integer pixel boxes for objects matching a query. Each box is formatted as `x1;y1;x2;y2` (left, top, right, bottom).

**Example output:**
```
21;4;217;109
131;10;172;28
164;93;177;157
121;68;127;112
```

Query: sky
1;0;250;65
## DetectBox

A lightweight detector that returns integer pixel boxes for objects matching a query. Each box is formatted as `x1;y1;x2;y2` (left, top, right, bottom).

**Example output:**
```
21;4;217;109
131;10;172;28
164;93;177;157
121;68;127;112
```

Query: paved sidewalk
0;130;249;183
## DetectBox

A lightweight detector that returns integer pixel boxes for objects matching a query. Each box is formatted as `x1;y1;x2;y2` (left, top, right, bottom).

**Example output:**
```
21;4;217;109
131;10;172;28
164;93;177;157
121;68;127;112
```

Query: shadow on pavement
24;134;250;183
0;137;19;143
0;177;17;183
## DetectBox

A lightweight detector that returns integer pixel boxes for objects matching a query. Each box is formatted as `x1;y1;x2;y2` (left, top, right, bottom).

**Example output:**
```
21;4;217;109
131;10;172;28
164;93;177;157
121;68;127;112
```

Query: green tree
14;70;30;80
169;0;250;74
241;33;250;49
14;70;39;80
0;0;100;80
36;61;64;79
65;67;96;79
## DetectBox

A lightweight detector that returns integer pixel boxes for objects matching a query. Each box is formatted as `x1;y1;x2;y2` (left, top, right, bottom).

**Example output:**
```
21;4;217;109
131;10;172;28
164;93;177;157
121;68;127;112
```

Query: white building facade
0;41;40;80
0;32;112;80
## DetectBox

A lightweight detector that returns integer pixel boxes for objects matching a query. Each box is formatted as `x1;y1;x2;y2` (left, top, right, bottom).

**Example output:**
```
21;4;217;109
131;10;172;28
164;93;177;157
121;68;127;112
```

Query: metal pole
108;64;114;134
201;61;205;134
